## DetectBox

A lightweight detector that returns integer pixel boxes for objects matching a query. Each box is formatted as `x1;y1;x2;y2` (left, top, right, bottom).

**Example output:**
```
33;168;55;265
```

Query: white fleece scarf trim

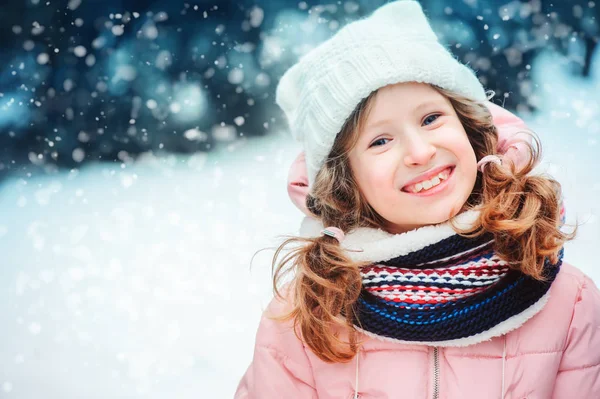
298;209;481;263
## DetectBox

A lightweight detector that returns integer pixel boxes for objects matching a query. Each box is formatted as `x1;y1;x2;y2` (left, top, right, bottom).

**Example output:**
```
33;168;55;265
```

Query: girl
236;1;600;398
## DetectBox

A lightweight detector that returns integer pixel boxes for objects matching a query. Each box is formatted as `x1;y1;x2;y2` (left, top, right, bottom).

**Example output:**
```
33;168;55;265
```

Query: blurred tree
0;0;597;179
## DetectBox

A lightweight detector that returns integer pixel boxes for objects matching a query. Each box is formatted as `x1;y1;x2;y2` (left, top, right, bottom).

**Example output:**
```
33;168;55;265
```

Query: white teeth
407;167;452;193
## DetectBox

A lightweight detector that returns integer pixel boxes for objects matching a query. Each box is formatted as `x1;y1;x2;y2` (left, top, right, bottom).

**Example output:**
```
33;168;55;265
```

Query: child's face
348;82;478;234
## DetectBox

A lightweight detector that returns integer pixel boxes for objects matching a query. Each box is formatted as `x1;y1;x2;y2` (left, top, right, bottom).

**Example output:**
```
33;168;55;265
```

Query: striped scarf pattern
352;205;566;346
299;201;567;346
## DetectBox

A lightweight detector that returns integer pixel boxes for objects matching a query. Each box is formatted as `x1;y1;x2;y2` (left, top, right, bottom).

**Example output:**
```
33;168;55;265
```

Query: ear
287;102;534;216
287;151;312;217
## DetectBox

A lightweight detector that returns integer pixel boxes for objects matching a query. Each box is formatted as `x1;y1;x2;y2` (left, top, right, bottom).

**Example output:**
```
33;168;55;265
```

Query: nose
403;131;436;166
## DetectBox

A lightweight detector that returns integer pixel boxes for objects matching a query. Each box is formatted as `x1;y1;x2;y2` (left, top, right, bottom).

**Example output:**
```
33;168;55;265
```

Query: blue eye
369;138;390;148
368;114;441;148
423;114;441;125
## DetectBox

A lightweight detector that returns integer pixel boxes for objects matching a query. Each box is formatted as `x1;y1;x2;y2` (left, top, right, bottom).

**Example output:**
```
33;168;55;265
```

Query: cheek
457;141;477;164
441;126;477;179
368;166;391;184
455;140;478;183
448;130;477;163
356;160;394;197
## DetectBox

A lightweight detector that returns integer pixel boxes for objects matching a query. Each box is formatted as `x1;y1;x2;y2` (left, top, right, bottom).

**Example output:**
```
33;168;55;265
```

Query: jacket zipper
431;346;440;399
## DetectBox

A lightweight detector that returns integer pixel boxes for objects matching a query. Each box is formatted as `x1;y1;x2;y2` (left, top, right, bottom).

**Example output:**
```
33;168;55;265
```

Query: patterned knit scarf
298;204;566;347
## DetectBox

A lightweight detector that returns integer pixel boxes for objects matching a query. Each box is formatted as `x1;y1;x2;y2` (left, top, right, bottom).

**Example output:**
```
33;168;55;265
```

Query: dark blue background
1;0;597;178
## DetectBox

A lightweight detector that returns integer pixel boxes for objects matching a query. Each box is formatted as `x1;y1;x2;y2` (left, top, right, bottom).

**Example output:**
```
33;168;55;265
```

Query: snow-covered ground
0;50;598;398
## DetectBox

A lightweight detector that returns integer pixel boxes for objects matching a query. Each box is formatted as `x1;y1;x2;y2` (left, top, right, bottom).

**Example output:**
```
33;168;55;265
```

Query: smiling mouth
401;166;455;193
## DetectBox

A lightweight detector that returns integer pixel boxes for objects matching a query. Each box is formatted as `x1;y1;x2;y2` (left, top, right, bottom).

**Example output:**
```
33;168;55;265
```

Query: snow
0;49;598;398
0;129;300;398
73;45;87;58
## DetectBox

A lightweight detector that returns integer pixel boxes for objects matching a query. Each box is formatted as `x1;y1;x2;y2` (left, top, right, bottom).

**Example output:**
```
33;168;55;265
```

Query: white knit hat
275;0;488;188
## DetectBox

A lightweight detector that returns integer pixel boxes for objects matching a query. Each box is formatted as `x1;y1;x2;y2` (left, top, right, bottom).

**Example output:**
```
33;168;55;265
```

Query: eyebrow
364;100;443;131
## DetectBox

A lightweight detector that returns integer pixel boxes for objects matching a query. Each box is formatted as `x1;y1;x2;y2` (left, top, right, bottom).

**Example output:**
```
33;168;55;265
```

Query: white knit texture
275;0;488;187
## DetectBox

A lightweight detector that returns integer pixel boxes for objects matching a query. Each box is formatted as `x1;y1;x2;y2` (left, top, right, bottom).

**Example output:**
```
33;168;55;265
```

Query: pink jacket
236;103;600;397
236;262;600;398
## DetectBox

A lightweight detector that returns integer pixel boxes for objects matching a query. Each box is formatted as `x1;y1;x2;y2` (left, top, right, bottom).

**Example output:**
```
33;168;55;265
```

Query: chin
426;215;452;226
